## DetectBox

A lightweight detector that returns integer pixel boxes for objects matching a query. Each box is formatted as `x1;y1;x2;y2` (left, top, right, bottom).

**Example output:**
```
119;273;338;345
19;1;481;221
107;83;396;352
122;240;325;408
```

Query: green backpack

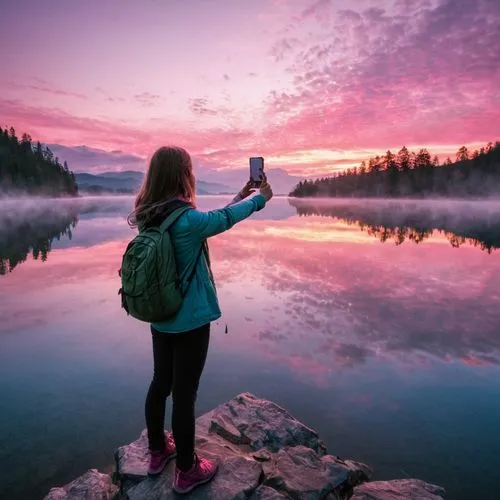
118;206;204;323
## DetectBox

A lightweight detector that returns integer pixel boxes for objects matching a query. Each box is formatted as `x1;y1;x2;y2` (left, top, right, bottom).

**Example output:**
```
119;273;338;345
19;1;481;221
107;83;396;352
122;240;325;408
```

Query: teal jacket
152;193;267;333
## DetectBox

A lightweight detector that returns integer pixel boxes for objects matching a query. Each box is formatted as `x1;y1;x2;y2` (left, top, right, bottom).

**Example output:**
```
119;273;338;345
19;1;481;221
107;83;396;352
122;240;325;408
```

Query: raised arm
186;194;266;240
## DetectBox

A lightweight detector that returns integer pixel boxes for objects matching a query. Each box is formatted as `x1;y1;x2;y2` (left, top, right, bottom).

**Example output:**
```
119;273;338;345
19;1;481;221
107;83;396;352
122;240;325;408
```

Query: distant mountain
48;143;304;194
75;171;232;195
75;166;303;196
49;144;144;172
199;167;302;195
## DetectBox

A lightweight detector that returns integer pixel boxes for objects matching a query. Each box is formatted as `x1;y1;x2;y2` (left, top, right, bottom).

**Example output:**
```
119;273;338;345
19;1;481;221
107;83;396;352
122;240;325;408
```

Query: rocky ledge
44;393;445;499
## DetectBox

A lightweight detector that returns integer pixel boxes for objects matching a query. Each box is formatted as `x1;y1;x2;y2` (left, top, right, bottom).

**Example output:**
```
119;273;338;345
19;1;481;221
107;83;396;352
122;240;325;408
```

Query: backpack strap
156;205;207;297
158;205;192;232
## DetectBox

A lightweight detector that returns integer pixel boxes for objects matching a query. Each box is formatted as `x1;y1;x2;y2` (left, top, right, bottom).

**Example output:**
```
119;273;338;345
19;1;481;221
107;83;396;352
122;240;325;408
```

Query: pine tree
397;146;411;171
456;146;469;162
289;141;500;199
0;126;78;196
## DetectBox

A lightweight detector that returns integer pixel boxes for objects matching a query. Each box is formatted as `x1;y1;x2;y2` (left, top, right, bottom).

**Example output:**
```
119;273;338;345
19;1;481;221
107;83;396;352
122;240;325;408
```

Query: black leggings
145;323;210;470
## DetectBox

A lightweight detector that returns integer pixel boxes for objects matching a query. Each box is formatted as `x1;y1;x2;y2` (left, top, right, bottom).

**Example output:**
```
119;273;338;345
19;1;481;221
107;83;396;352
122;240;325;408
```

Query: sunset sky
1;0;499;176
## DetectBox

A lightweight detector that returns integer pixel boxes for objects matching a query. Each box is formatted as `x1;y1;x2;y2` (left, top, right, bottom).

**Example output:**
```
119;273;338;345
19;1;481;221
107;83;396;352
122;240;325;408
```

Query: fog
1;195;500;275
289;197;500;252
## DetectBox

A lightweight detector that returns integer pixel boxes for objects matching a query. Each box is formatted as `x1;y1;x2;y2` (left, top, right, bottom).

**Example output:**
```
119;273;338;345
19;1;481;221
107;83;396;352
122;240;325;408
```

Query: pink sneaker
148;433;177;476
172;454;218;494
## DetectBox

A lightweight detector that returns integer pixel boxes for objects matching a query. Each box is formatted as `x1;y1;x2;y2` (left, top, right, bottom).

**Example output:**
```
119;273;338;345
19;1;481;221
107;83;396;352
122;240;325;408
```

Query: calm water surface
1;196;500;499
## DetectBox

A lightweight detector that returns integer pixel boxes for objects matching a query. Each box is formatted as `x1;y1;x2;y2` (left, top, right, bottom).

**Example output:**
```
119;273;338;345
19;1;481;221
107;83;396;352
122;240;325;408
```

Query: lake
1;195;499;499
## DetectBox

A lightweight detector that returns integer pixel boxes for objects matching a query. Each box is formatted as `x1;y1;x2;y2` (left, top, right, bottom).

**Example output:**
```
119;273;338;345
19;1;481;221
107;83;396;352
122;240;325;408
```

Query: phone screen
249;157;264;186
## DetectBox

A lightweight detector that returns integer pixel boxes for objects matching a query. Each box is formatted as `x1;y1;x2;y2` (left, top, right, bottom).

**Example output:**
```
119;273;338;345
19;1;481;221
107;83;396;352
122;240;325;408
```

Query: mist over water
1;196;500;500
289;197;500;252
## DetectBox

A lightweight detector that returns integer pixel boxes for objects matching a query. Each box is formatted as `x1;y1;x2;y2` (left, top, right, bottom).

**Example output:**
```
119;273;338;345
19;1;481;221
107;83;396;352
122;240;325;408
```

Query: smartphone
249;157;264;188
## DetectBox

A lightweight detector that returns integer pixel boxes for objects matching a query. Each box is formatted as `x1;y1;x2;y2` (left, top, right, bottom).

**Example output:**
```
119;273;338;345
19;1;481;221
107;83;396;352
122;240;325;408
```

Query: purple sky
1;0;499;174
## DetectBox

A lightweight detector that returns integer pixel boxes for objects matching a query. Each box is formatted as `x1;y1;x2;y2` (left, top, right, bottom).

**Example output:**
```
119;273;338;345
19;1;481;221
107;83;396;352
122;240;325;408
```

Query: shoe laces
166;433;175;448
197;455;212;473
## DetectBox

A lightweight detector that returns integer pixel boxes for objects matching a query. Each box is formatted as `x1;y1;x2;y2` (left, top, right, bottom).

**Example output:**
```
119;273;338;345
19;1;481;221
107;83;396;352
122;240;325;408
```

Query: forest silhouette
0;126;78;196
290;142;500;199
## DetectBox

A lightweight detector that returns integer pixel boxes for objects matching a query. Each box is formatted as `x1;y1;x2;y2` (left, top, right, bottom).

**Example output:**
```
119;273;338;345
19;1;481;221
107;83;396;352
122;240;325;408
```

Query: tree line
288;199;500;253
290;142;500;198
0;126;78;196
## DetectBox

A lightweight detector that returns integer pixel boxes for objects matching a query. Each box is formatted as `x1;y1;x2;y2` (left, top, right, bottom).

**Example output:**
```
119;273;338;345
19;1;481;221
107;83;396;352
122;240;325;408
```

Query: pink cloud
0;81;87;99
264;0;500;152
1;0;498;176
300;0;332;21
27;84;87;99
134;92;161;107
189;98;219;117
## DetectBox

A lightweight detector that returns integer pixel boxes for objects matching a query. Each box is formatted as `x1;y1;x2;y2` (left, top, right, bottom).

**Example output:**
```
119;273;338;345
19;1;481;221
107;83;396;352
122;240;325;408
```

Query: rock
44;469;118;500
115;393;371;499
114;429;151;491
249;485;289;499
125;453;262;500
114;426;253;493
197;392;328;456
352;479;446;499
261;446;371;499
46;393;446;500
122;426;264;499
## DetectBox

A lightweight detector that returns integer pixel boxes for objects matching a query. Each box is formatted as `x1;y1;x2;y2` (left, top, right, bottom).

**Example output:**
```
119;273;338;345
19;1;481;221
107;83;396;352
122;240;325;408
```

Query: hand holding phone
259;180;273;202
249;157;264;188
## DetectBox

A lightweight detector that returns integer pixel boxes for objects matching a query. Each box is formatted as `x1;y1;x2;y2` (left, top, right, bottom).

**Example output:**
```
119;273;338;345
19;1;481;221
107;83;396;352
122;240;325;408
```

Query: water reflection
0;199;79;275
210;220;500;372
289;198;500;252
2;196;500;369
1;197;499;500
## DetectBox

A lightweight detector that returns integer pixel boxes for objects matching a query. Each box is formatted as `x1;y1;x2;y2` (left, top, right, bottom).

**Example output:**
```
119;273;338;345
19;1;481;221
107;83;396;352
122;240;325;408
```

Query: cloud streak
134;92;161;107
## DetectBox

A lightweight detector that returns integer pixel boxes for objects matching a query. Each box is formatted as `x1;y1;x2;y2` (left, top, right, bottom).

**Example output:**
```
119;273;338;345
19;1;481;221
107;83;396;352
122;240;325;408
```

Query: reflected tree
289;200;500;253
0;205;79;275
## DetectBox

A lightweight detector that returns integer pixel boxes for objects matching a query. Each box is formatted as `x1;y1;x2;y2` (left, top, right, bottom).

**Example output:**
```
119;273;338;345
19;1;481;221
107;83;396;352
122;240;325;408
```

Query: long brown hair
128;146;196;228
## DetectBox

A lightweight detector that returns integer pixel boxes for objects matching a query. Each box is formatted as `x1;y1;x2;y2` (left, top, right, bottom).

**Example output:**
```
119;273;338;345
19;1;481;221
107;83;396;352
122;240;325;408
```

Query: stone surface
114;429;150;483
46;393;446;500
261;445;371;499
125;452;262;500
249;485;289;499
44;469;118;500
116;393;371;499
352;479;446;499
196;392;328;456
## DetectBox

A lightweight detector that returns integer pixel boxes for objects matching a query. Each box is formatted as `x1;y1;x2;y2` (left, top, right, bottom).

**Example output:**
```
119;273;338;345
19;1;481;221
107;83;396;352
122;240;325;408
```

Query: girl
128;146;273;494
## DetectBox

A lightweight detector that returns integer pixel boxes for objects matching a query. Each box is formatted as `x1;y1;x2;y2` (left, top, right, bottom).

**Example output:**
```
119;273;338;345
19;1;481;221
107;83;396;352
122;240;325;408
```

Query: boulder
116;393;370;499
352;479;446;499
260;446;371;499
125;453;262;500
249;485;289;499
196;392;328;456
44;469;118;500
46;393;445;500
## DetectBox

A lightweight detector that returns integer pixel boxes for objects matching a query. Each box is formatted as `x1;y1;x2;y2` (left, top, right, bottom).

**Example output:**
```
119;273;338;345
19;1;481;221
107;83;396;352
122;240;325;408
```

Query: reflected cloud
208;207;500;373
0;240;125;333
2;197;500;379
